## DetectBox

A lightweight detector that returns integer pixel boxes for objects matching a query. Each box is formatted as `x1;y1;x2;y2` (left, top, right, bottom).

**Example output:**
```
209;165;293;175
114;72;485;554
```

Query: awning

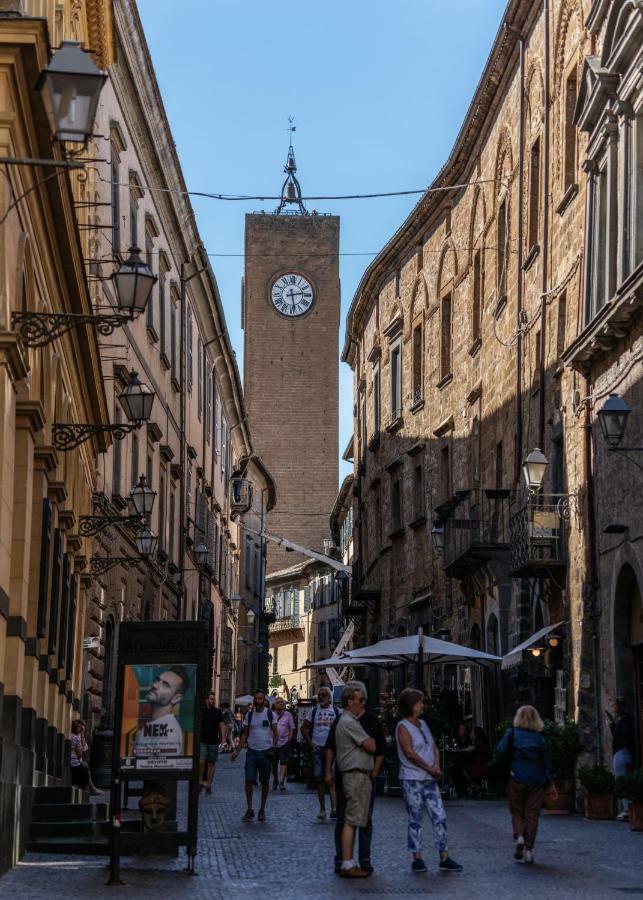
301;655;403;670
501;622;564;670
234;694;255;706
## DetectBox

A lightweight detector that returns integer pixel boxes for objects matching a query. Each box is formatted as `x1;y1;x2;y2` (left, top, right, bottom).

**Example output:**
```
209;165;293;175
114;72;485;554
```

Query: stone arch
437;240;458;295
486;612;500;656
554;0;584;95
601;0;641;70
470;623;482;650
494;127;514;200
469;185;486;250
525;62;544;137
410;272;428;317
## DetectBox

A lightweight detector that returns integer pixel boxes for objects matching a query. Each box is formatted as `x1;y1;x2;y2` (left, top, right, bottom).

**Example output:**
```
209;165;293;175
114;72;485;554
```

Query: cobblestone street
2;755;643;899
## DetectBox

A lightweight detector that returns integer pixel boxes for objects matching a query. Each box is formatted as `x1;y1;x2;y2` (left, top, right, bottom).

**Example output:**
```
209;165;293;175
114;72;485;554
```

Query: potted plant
542;719;582;814
616;769;643;831
578;765;615;819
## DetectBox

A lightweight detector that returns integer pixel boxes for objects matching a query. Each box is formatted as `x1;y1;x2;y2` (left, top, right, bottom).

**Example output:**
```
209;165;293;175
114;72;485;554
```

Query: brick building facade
342;0;642;755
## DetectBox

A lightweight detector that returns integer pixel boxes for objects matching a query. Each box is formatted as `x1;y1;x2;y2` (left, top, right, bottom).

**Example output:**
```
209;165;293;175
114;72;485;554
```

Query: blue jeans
334;779;375;865
401;779;448;856
245;748;272;785
614;749;633;811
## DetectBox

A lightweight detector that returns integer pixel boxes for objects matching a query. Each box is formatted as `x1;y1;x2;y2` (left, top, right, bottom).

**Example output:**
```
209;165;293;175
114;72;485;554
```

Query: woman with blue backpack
496;705;556;864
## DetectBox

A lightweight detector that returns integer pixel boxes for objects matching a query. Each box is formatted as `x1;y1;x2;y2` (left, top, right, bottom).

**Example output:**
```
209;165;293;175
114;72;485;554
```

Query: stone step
29;820;105;840
31;802;109;822
25;837;111;856
33;785;86;805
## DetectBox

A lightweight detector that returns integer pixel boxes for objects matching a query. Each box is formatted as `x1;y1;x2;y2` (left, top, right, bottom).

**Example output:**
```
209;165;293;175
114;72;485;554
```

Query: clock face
270;273;314;317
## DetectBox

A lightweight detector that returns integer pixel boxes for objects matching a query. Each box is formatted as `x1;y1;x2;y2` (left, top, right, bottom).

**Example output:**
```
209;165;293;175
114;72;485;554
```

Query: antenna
276;116;307;215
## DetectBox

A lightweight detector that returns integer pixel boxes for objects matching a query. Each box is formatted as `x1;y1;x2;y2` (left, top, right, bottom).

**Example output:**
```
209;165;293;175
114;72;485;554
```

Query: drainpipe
538;0;550;449
585;380;603;764
504;22;525;483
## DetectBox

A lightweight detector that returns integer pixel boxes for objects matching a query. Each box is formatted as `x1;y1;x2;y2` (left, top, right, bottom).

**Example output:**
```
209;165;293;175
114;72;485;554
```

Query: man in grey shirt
334;684;376;879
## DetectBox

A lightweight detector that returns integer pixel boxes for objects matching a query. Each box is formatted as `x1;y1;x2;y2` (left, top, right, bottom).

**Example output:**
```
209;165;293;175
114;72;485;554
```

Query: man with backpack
301;686;340;819
231;689;277;822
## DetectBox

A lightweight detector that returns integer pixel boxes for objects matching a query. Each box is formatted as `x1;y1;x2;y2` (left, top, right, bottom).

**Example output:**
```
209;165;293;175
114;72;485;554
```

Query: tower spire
276;116;307;215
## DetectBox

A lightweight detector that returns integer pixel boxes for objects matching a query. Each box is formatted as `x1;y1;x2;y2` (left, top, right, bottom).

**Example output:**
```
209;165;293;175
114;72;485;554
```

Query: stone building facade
82;0;259;723
0;0;114;874
341;0;624;743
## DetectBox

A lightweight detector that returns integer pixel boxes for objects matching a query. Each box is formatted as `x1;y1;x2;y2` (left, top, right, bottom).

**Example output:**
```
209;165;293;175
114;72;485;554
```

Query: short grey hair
344;680;368;702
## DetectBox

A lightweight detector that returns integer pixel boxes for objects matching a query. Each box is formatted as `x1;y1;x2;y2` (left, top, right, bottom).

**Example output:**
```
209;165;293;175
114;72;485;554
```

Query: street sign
83;636;101;650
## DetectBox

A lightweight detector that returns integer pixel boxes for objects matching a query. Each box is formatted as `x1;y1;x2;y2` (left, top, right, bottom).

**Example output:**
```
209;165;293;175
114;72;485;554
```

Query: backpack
247;707;273;728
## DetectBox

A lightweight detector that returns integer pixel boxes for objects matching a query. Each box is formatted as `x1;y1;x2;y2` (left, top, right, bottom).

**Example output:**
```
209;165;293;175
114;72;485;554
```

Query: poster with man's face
120;663;197;771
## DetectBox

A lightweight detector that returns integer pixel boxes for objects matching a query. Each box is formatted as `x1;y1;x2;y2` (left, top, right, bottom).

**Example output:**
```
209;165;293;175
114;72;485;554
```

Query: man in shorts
301;686;339;819
200;692;226;795
333;684;376;878
231;689;277;822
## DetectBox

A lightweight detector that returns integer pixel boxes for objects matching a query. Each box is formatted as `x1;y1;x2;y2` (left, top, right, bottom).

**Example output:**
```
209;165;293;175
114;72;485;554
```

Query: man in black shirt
200;692;226;795
325;681;386;875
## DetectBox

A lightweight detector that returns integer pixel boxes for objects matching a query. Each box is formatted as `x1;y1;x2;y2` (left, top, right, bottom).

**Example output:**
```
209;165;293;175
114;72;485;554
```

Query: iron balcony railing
440;488;511;576
509;493;567;576
268;614;303;634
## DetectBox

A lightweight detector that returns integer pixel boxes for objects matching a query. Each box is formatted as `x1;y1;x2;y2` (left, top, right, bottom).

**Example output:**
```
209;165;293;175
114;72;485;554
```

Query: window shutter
303;585;311;613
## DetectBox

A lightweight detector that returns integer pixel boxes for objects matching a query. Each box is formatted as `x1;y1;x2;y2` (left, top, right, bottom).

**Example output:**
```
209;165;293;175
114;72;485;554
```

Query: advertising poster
119;663;197;771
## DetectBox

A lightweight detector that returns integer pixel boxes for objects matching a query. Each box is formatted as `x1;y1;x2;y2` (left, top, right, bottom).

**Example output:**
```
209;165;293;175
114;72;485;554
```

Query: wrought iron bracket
89;555;142;577
79;514;144;537
12;310;131;348
53;420;142;451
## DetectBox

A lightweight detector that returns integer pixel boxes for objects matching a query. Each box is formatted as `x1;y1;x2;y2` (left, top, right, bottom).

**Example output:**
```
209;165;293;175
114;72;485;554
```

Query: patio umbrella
234;694;254;706
343;632;502;668
303;655;404;670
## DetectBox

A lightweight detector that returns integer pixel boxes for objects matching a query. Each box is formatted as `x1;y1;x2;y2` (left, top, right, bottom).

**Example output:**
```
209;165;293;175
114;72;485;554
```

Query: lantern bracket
53;420;143;452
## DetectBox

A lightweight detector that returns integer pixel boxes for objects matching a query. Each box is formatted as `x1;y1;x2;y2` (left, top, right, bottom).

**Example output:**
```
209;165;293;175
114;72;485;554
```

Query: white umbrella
234;694;254;706
343;632;501;667
303;655;403;670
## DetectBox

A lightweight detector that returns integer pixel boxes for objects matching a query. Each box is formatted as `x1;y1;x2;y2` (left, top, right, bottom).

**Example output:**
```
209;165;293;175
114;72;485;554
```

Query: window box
146;324;159;344
436;373;453;391
468;337;482;358
522;244;540;272
409;515;427;530
410;389;424;413
160;352;171;371
556;183;578;216
171;377;180;394
367;432;380;452
388;526;405;541
385;413;403;433
493;295;507;319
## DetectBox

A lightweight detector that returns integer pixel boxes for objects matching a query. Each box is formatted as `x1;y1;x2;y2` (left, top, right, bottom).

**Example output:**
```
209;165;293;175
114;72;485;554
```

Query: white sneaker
616;811;629;821
524;849;534;864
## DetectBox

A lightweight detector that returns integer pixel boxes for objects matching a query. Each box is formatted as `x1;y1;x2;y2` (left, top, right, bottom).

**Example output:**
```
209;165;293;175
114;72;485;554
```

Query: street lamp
522;447;548;493
193;543;208;567
136;526;158;558
246;608;257;627
112;247;157;317
129;474;156;517
36;41;106;144
597;394;633;449
53;370;156;451
431;522;445;552
117;371;155;423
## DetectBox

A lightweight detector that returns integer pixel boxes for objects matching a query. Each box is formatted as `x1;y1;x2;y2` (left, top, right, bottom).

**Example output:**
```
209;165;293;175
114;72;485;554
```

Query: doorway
613;564;643;765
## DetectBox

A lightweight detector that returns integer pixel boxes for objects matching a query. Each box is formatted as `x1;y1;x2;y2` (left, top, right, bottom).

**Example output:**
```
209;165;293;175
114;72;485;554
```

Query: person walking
332;683;376;878
396;688;462;875
231;689;277;822
325;681;385;875
301;686;340;819
608;697;636;821
497;704;555;864
200;692;226;795
272;697;295;790
221;702;235;751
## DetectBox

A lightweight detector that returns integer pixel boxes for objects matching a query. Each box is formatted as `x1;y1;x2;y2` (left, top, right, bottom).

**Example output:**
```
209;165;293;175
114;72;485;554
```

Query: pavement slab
2;755;643;899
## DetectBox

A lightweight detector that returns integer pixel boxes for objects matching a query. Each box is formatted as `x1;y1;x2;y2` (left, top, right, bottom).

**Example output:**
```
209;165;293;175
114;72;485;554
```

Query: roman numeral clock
270;273;314;317
242;134;339;574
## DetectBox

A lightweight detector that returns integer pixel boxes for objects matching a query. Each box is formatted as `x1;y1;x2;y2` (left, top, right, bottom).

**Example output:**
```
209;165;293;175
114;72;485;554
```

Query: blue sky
137;0;508;478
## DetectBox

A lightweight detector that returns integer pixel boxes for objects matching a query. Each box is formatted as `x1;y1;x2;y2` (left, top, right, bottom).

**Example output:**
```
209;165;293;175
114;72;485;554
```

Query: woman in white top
396;688;462;875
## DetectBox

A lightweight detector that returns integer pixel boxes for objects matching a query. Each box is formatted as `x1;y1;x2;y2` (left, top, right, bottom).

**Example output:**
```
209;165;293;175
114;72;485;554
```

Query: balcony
230;477;253;515
268;614;303;635
439;488;511;577
509;494;567;577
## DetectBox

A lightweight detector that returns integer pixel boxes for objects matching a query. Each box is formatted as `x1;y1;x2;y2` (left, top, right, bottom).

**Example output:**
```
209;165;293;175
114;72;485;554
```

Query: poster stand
107;621;206;886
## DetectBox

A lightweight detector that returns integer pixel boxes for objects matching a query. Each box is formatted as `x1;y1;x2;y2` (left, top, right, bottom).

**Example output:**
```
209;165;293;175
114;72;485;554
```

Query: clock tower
243;137;339;573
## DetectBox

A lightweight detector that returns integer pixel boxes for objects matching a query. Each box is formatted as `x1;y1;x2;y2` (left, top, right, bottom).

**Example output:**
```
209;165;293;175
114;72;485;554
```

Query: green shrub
578;765;615;795
542;719;582;782
616;769;643;804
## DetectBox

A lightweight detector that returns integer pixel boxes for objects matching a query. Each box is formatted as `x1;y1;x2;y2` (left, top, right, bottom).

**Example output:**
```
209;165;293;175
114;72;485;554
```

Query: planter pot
628;802;643;831
584;793;614;820
544;783;572;815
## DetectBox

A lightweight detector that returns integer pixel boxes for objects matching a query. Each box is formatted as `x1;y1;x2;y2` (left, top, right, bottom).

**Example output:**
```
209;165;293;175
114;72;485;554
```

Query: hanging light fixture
597;393;632;449
194;543;208;567
136;526;158;558
522;448;548;493
129;474;156;517
431;523;445;552
117;371;155;423
112;246;157;317
36;41;106;144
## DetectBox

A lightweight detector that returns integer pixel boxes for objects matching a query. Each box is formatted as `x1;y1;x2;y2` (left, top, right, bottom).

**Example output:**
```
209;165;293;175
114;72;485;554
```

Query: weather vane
277;116;307;215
